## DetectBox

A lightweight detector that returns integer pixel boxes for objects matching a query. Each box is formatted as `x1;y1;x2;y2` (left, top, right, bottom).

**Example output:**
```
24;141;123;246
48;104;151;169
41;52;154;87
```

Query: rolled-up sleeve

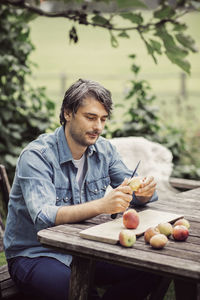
18;149;59;231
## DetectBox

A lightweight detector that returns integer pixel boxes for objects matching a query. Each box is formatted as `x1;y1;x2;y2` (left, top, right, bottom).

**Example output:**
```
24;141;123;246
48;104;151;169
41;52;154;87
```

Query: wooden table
37;188;200;300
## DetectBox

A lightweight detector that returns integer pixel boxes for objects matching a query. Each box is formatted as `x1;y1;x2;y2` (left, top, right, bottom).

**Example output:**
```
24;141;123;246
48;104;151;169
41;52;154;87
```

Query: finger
120;178;130;187
135;185;156;197
138;182;156;194
115;190;133;203
117;185;132;195
141;176;154;187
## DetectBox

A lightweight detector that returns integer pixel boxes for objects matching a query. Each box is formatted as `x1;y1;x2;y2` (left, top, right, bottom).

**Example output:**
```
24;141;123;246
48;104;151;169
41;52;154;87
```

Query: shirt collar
56;126;96;164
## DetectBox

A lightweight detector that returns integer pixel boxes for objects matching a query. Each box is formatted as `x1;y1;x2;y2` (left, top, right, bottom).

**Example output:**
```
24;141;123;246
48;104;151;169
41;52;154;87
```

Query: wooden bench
0;165;23;299
0;162;200;299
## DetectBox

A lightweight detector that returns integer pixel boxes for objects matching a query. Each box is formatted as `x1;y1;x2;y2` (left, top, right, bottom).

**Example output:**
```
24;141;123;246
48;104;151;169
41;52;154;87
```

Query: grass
0;252;6;266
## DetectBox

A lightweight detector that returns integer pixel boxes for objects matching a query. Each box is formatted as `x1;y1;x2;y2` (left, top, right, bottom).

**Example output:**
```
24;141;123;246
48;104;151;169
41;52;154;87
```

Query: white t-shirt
73;153;86;190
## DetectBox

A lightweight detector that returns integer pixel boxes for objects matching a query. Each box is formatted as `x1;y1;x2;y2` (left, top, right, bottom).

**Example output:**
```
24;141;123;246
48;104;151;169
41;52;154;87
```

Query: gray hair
59;78;113;125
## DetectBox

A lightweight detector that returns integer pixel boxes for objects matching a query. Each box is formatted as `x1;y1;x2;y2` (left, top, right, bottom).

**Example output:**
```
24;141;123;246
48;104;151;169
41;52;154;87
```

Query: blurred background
30;13;200;123
28;11;200;178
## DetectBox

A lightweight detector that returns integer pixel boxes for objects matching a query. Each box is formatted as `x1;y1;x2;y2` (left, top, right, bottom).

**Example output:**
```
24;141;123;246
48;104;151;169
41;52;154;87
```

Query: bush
104;54;199;180
0;4;55;182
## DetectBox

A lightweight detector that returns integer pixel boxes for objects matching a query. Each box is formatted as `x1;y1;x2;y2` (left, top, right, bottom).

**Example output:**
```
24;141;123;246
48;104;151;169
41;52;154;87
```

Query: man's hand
134;176;157;203
100;179;133;215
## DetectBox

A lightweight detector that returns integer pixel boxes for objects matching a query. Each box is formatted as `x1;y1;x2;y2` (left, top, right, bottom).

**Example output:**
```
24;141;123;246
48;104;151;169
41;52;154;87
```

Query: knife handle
111;213;118;219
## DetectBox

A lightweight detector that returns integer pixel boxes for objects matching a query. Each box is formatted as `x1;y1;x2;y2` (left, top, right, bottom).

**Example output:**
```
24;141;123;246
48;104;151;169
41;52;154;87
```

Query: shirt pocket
55;188;72;206
87;177;111;200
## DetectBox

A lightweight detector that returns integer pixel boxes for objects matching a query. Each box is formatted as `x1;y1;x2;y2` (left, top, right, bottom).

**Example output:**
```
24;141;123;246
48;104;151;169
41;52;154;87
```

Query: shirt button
63;197;68;203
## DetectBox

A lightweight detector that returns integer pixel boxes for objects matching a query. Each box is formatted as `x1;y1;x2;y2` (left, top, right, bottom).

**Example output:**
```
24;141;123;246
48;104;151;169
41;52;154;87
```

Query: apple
119;229;136;247
172;225;189;241
157;222;173;237
144;227;160;244
123;209;139;229
174;218;190;229
128;177;142;192
150;234;168;249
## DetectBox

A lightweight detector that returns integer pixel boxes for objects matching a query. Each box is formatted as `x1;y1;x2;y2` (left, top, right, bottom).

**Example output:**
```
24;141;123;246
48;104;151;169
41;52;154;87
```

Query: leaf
109;31;119;48
175;33;198;53
5;154;18;167
154;5;176;19
173;23;187;32
116;0;147;9
166;52;191;74
118;31;130;38
120;12;143;25
131;64;140;74
69;26;78;43
155;26;188;58
149;39;162;55
91;15;108;26
144;41;157;64
128;54;136;60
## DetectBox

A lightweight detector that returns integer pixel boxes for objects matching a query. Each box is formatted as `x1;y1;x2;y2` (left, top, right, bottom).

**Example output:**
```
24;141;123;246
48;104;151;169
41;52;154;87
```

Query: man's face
65;97;108;147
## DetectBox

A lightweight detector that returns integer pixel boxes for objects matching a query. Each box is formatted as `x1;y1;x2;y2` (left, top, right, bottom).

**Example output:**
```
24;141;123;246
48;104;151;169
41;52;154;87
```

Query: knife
111;160;141;219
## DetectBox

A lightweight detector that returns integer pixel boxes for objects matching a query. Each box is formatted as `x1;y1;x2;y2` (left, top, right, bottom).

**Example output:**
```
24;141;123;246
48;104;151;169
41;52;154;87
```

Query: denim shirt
4;126;158;267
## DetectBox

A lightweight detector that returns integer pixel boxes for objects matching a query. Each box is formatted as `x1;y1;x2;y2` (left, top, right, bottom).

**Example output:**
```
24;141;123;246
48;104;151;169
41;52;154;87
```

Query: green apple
157;222;173;237
119;229;136;247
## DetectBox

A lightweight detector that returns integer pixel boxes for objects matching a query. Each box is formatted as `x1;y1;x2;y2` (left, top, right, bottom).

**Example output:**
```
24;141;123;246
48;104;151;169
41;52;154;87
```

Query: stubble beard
70;127;100;147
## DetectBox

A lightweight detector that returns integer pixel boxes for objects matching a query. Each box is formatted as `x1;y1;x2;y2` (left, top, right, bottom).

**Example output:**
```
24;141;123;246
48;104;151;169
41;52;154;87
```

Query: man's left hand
134;176;157;203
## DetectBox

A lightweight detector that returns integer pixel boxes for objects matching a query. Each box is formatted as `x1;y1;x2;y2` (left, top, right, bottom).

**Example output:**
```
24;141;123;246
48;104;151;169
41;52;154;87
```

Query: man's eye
87;116;95;120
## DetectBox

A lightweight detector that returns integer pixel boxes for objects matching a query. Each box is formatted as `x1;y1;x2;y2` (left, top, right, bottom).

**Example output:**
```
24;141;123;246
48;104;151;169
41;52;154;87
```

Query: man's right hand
99;179;133;215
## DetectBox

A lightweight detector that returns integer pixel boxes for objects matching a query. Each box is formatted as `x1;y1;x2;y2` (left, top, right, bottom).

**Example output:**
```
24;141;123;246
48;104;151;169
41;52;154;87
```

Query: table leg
174;279;200;300
69;256;95;300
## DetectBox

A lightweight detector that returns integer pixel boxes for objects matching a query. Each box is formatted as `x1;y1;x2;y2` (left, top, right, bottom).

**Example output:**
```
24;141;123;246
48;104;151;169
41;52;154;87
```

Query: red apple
123;209;139;229
150;234;168;249
174;218;190;229
172;225;189;241
157;222;173;237
119;229;136;247
144;227;160;244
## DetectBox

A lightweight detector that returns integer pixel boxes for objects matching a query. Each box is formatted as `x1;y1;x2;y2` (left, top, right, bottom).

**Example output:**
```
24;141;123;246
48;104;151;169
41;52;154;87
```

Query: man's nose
94;119;103;131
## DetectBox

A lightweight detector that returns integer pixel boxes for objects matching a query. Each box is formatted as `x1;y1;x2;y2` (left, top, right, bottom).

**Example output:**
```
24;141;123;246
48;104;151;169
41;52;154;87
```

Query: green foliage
67;0;198;74
0;4;55;182
2;0;199;73
108;54;161;142
104;54;199;179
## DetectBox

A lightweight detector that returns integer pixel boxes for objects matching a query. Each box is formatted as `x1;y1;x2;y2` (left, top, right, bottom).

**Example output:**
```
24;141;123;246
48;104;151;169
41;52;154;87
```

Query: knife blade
111;160;141;219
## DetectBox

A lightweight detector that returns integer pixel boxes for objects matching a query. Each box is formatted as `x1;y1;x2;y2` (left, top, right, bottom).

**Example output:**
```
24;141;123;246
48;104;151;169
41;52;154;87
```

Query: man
4;79;158;300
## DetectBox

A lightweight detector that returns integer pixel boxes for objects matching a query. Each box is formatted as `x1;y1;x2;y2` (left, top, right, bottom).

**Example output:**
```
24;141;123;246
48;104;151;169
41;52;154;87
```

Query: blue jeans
8;256;160;300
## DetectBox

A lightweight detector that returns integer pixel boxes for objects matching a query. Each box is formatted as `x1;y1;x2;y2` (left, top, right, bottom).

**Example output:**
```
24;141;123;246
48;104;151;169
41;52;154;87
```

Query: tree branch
1;0;190;33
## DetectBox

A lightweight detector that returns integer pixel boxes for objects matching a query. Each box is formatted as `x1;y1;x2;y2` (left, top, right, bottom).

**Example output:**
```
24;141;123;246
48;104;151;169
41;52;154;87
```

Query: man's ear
64;109;72;122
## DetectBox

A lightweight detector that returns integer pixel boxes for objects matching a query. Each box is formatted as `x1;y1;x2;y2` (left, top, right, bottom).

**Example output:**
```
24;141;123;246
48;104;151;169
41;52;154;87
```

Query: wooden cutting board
79;209;183;245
